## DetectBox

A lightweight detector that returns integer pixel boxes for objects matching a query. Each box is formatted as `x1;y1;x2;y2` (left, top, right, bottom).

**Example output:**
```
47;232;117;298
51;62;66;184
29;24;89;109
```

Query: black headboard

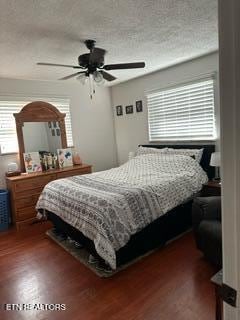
140;144;215;179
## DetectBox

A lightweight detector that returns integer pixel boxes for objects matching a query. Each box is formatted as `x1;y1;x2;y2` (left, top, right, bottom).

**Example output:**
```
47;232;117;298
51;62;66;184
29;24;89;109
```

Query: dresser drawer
16;206;37;221
15;187;44;199
56;168;91;179
14;174;56;193
15;194;40;209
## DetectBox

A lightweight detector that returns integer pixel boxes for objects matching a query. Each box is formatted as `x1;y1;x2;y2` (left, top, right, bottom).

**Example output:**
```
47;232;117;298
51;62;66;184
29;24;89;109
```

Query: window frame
146;75;217;143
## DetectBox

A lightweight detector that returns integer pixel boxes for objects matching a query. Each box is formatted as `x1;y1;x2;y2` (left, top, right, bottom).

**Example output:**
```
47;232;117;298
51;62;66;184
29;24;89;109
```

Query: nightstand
201;180;221;196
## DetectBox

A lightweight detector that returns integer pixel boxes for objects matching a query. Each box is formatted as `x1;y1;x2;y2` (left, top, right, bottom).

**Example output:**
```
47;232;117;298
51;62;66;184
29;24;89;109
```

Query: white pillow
166;148;204;163
128;151;135;160
136;146;169;156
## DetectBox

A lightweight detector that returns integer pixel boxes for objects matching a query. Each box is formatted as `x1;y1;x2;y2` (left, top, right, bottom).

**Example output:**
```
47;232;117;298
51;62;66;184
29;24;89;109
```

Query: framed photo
136;100;143;112
53;121;57;128
23;152;42;173
56;128;61;136
48;121;52;128
116;105;123;116
125;105;133;114
57;148;73;168
51;129;55;136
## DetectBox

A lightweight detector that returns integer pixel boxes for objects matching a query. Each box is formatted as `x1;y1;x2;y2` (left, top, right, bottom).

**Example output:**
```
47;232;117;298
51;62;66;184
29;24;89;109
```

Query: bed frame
47;144;215;268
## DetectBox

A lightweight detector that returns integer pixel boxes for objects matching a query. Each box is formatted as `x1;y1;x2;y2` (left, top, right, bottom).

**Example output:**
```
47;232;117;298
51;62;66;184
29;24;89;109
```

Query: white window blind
147;78;216;141
0;98;73;154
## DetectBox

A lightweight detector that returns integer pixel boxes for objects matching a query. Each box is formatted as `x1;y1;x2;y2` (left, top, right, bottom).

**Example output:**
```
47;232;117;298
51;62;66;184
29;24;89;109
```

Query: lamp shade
210;152;221;167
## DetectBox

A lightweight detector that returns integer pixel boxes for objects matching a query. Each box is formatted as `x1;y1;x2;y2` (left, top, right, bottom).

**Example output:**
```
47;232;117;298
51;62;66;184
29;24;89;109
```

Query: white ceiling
0;0;218;86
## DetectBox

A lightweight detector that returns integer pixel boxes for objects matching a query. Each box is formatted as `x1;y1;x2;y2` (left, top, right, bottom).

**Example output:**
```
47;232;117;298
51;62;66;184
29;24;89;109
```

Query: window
147;77;216;141
0;98;73;154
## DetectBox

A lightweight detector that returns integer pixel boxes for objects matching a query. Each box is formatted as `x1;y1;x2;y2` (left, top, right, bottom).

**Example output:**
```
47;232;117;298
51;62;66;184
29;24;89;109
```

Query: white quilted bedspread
36;153;208;269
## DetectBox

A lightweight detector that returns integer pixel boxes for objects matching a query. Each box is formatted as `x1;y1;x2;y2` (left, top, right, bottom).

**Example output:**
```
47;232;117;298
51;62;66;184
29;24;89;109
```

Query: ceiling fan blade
59;71;85;80
89;47;106;64
100;70;117;81
37;62;82;69
103;62;145;70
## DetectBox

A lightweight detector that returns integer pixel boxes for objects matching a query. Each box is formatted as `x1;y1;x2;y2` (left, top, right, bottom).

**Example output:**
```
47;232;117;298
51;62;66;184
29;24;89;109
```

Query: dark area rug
46;228;159;277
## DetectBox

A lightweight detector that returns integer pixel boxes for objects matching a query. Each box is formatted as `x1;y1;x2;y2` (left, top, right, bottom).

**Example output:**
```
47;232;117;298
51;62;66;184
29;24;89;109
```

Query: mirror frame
14;101;68;172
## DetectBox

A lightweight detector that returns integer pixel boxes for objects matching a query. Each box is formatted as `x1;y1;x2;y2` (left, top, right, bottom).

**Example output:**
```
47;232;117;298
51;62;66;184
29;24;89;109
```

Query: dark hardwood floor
0;222;217;320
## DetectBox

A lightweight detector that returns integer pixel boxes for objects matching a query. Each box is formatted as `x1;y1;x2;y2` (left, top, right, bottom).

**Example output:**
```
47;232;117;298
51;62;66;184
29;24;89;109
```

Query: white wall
0;78;117;188
111;52;219;165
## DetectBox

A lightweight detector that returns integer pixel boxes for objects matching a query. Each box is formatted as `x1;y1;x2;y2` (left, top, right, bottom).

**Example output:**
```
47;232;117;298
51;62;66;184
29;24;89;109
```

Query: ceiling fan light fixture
93;71;105;85
76;73;88;84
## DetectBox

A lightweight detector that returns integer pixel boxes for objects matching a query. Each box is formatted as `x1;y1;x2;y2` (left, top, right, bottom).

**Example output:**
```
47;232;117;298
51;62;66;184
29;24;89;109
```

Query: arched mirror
14;101;68;172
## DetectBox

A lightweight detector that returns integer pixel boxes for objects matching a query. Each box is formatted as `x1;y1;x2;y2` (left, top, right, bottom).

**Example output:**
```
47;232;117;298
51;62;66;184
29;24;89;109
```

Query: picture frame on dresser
57;148;73;168
23;152;42;173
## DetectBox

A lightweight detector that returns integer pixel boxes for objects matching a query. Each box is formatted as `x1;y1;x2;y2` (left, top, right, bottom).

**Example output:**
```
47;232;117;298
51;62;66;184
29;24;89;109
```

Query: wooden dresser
6;164;92;230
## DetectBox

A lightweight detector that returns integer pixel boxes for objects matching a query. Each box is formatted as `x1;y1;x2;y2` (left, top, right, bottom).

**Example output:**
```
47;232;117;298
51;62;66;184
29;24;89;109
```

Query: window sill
0;152;19;156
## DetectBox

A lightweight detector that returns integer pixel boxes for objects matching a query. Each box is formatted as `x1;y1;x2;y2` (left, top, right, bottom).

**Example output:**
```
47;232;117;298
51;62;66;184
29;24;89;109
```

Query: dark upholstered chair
192;196;222;267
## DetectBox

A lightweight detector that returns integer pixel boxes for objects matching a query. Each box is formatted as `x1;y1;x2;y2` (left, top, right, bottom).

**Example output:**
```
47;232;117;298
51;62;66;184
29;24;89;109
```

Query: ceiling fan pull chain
89;74;95;99
89;75;92;99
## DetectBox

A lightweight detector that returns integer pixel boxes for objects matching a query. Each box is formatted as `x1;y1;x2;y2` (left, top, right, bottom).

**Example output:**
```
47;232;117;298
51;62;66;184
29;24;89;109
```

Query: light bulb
76;73;88;84
93;71;105;85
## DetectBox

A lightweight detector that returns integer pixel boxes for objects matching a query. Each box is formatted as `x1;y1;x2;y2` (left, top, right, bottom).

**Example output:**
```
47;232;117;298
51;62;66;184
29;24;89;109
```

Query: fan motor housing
78;54;104;69
78;54;89;68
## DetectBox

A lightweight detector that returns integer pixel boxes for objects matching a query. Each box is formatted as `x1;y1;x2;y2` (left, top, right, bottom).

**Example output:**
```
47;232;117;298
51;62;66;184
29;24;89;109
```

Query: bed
36;144;215;270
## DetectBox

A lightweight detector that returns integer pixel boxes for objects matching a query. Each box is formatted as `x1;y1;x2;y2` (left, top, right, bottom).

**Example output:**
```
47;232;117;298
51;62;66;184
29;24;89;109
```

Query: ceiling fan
37;39;145;84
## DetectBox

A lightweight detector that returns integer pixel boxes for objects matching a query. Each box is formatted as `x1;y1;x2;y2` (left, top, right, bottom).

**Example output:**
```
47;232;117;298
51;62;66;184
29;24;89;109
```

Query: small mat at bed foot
46;228;158;278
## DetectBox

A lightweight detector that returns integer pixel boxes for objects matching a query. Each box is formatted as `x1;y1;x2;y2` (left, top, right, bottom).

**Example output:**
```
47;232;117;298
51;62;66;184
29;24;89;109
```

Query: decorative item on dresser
201;180;221;196
6;164;92;230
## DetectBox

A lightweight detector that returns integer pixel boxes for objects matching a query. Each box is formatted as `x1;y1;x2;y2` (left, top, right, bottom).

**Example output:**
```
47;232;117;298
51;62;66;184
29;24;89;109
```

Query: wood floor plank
0;223;216;320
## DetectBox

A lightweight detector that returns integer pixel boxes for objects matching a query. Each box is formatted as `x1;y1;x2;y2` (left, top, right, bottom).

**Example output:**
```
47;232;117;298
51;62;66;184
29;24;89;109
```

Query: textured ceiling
0;0;218;85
